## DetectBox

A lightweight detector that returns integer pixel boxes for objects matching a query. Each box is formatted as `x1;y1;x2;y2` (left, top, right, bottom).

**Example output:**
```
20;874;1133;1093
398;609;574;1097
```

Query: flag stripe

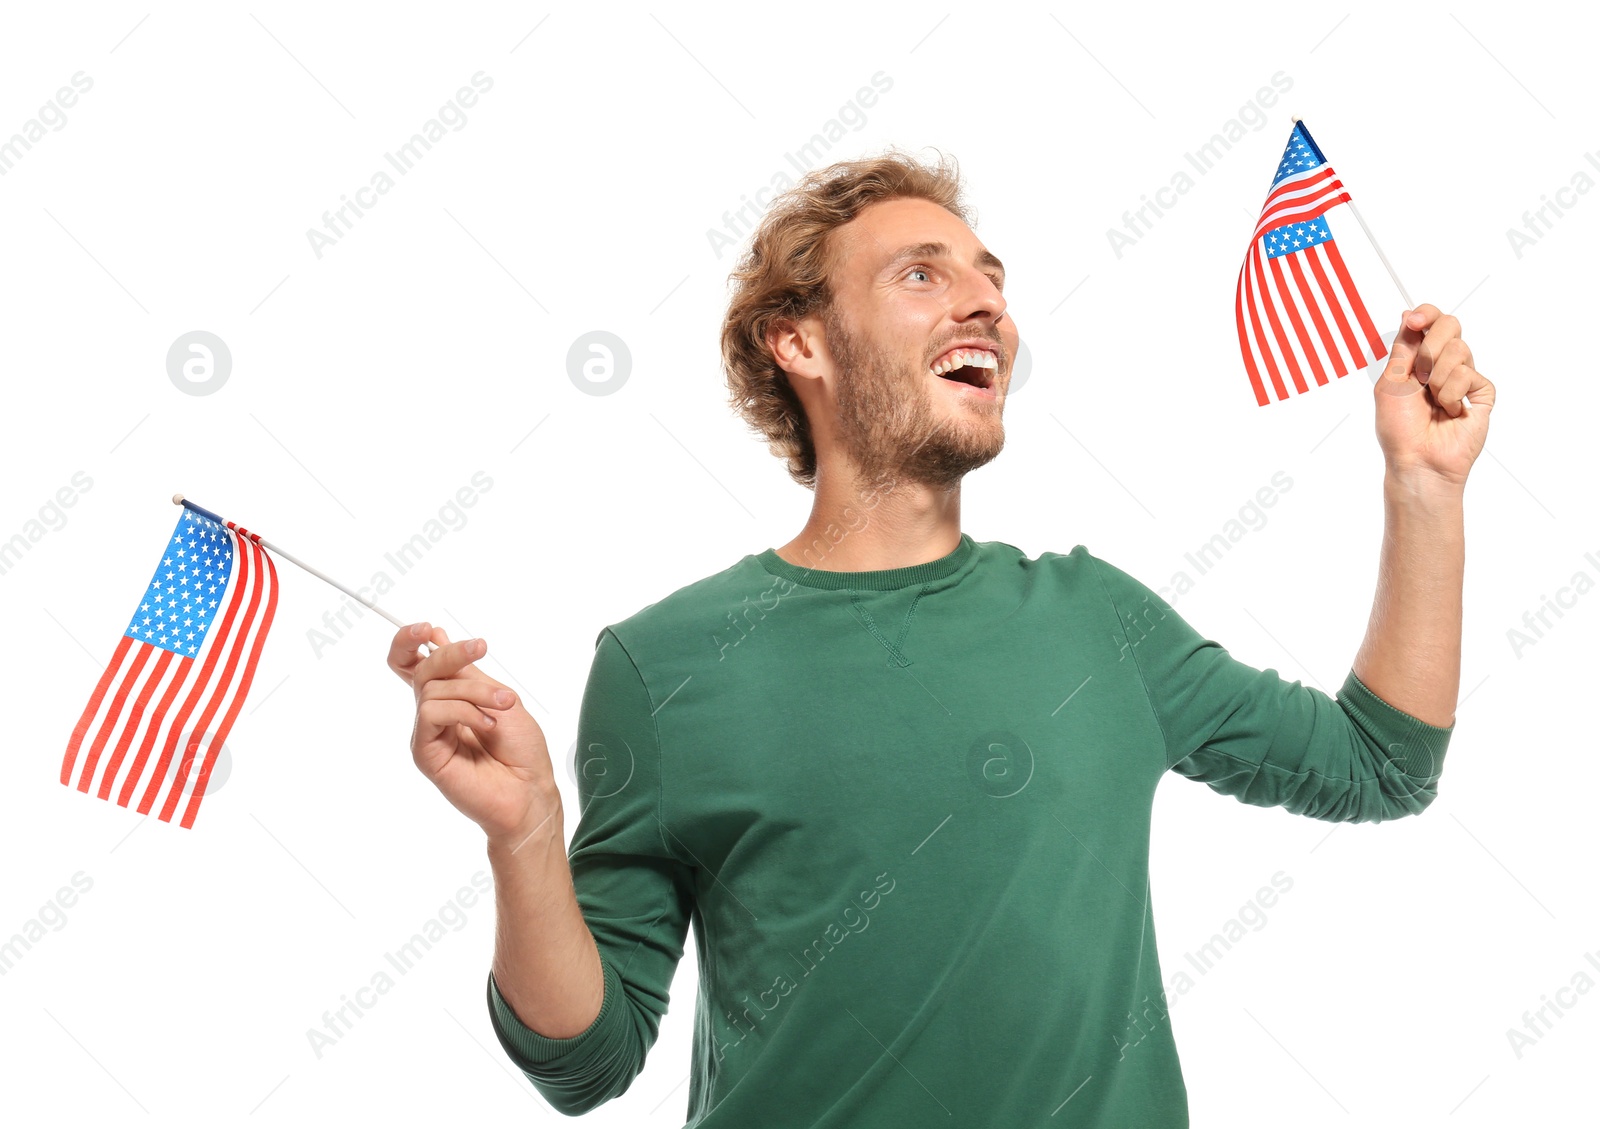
61;635;134;785
1284;252;1348;379
1242;251;1289;401
1235;267;1270;407
175;540;280;828
1268;254;1329;388
73;640;155;792
1253;190;1352;243
1253;242;1309;395
95;649;177;800
150;533;263;820
1254;170;1345;238
1303;245;1365;362
1265;166;1336;208
114;655;192;808
158;534;275;825
1322;238;1387;359
134;527;256;816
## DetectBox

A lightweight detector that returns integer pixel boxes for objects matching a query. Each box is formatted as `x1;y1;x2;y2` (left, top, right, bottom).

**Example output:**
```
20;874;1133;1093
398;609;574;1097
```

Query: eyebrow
883;241;1006;280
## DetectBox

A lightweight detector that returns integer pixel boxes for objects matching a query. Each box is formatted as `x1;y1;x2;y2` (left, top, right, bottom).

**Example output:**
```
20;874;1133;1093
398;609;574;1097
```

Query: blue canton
1273;123;1326;186
125;510;234;656
1263;218;1333;259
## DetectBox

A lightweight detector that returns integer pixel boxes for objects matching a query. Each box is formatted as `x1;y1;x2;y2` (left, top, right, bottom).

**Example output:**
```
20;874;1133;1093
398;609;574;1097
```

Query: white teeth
929;348;999;376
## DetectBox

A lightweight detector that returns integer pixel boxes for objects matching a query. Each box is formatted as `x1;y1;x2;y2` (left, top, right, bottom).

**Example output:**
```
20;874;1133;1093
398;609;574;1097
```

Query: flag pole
1292;115;1414;308
1290;116;1470;408
172;494;439;652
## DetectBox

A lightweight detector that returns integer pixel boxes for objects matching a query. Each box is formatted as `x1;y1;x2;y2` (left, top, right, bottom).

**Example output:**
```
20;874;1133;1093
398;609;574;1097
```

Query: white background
0;2;1591;1126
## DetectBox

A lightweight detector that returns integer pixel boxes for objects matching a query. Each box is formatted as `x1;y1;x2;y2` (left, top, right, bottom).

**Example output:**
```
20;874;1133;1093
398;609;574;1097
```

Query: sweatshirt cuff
1336;668;1454;781
487;957;620;1066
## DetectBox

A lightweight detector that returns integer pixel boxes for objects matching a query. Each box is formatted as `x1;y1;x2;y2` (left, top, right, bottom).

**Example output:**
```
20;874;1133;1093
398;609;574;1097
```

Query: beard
823;305;1006;493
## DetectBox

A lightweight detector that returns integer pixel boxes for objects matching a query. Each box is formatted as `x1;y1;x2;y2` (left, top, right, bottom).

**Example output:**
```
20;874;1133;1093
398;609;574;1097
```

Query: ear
766;314;826;384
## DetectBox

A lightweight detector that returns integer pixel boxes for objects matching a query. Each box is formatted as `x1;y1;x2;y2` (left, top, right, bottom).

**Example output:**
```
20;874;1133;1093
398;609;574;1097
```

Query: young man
387;150;1493;1126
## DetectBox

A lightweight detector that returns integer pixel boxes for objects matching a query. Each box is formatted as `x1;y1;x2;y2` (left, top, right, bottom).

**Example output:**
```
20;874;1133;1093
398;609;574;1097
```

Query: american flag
1236;120;1388;406
60;506;279;829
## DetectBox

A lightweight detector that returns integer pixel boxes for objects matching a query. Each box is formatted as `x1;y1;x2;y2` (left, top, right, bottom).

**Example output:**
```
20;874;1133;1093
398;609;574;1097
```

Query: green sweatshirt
485;534;1453;1126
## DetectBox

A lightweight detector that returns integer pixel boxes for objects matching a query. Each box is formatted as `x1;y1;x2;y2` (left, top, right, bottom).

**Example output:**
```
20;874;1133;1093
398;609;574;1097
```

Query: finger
418;677;516;711
1402;303;1442;333
387;622;435;683
1465;368;1496;411
414;697;497;750
1433;364;1490;418
1415;313;1461;383
1381;307;1429;385
1425;337;1473;399
414;634;488;687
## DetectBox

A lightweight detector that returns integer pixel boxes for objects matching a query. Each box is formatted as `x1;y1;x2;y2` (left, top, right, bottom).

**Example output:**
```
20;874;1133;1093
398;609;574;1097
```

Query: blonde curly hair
720;147;971;489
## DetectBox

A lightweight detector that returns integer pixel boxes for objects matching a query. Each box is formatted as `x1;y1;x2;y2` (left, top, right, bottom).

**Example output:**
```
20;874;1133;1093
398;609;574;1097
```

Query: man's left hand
1373;304;1496;489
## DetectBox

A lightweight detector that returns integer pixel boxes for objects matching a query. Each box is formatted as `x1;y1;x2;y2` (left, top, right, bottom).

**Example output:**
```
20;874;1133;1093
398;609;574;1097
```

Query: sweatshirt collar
756;533;975;592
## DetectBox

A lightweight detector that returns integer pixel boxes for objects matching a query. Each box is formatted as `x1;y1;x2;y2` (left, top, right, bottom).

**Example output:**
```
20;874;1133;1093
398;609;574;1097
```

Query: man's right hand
388;623;560;848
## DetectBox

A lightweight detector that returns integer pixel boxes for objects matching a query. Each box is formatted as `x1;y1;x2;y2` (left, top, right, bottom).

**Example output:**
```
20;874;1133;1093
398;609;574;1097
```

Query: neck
775;458;965;572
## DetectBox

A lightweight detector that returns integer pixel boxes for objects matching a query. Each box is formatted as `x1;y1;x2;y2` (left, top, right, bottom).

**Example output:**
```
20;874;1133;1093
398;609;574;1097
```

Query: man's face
818;196;1020;491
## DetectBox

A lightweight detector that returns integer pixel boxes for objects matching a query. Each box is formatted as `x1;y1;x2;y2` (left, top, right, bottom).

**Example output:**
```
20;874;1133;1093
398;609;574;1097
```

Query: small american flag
1236;120;1388;406
60;506;279;829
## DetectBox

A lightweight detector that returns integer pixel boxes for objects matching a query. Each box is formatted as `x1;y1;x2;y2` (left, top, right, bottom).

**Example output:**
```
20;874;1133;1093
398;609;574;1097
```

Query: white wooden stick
1289;117;1467;407
1344;198;1414;309
1291;115;1414;308
172;494;440;651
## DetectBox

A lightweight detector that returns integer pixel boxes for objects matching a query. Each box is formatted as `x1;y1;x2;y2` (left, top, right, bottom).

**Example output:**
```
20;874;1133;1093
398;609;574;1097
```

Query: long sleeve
486;627;696;1115
1088;553;1454;824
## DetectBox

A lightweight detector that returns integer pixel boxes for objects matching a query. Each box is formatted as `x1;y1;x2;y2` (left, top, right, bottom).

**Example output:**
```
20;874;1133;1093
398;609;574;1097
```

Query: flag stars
1262;216;1334;259
125;515;243;655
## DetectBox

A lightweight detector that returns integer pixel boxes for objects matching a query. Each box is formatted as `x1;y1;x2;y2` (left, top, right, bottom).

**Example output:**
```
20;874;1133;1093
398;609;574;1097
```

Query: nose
947;266;1007;329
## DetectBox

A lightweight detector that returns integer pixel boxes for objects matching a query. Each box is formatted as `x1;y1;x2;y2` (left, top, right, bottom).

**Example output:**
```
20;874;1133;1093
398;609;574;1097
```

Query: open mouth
928;346;999;390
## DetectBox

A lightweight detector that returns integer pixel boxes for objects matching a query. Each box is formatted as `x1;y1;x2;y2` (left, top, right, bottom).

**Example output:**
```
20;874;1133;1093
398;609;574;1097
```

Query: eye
905;266;933;283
